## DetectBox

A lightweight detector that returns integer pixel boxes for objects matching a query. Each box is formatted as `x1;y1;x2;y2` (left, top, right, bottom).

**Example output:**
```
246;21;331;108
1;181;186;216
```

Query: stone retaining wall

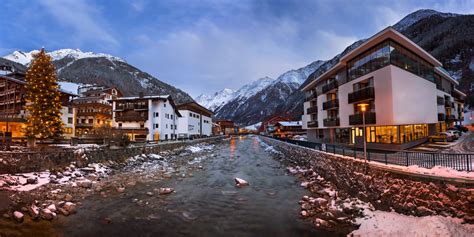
0;136;225;174
262;137;474;223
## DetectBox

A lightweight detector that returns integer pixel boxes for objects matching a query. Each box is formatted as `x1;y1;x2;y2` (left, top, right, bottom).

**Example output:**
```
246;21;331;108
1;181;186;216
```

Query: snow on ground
256;137;282;155
0;172;50;192
352;209;474;237
187;144;214;153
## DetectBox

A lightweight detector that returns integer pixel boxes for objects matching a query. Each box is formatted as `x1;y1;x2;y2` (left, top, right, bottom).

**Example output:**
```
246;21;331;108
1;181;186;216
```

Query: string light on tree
24;48;64;139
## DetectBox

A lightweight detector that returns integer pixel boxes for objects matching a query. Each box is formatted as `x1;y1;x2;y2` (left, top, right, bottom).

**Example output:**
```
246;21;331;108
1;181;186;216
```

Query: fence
268;137;473;172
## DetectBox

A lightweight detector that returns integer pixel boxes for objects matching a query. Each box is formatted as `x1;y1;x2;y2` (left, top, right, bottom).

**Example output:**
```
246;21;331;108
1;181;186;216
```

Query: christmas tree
24;49;64;139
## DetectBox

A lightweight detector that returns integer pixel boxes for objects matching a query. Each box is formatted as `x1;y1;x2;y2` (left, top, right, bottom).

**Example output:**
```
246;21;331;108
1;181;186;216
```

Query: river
1;136;337;236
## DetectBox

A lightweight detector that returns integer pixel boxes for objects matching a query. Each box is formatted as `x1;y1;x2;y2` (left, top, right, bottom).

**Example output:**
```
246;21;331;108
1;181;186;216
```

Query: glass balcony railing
306;106;318;114
323;117;340;127
348;87;375;104
349;112;376;125
322;80;338;93
322;99;339;110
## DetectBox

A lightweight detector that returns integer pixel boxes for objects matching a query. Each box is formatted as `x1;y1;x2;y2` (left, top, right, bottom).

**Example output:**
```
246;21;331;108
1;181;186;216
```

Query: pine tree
24;49;64;139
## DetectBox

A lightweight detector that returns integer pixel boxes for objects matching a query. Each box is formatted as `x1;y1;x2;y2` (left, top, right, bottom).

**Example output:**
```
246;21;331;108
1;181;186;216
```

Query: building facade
176;102;213;139
213;120;237;135
301;27;465;150
73;85;122;136
111;95;181;141
272;121;305;138
0;72;76;139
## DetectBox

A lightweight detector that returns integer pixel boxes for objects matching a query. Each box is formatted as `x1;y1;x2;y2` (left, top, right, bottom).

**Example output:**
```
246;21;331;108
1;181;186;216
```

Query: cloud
126;17;357;97
38;0;119;48
131;0;146;12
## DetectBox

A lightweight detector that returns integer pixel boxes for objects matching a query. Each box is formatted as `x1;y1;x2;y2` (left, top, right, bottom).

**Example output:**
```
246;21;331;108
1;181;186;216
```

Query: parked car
447;128;461;138
454;125;469;133
445;130;459;139
428;132;454;142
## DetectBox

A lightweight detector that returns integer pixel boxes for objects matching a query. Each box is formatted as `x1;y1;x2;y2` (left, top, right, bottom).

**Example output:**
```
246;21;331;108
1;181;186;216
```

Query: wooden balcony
115;115;148;122
348;87;375;104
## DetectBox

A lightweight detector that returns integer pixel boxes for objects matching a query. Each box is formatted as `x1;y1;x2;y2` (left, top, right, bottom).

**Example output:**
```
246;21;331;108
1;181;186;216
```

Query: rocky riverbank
258;137;474;236
0;139;224;226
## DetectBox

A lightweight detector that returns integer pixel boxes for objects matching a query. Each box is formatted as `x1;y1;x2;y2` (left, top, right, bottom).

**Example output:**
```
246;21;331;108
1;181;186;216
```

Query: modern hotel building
301;27;465;150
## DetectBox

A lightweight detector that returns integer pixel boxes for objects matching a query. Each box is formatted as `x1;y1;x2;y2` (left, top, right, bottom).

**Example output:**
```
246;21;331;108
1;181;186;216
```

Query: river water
1;136;336;236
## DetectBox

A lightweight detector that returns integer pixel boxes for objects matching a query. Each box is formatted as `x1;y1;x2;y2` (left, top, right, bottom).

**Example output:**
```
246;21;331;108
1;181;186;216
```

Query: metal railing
306;106;318;114
266;136;473;172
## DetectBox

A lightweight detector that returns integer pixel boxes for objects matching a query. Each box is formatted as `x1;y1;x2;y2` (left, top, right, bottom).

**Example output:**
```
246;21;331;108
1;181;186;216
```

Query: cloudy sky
1;0;473;97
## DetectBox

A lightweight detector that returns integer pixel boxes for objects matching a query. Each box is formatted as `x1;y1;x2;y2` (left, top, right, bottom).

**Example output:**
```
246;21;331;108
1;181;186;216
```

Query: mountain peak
393;9;459;31
3;48;125;66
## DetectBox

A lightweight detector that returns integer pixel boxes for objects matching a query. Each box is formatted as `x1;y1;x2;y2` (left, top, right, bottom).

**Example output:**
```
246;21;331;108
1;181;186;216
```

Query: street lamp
357;103;369;162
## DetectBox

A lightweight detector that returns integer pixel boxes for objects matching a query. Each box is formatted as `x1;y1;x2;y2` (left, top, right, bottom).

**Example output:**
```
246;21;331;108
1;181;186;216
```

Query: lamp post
357;103;369;162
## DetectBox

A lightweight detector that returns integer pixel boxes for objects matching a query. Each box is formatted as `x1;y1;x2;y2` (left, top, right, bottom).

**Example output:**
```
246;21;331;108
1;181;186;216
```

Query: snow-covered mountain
2;49;193;103
210;9;473;125
195;77;274;112
4;49;125;66
195;88;235;111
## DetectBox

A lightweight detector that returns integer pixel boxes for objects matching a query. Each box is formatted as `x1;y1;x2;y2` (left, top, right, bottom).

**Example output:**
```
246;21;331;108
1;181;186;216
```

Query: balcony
323;117;340;127
323;99;339;110
306;106;318;114
77;111;112;117
349;112;376;125
445;115;456;121
445;100;454;108
307;120;318;128
115;115;148;122
76;123;94;128
322;80;338;93
305;92;317;102
436;97;445;106
348;87;375;104
437;113;445;121
115;105;148;111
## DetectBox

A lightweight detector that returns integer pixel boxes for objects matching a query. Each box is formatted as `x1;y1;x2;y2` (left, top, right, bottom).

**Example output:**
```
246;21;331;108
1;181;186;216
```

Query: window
189;112;192;116
164;103;166;107
119;123;122;128
171;114;173;119
154;112;159;117
68;107;73;114
155;123;159;129
68;118;73;124
88;119;93;124
166;124;168;129
348;41;390;80
140;123;144;128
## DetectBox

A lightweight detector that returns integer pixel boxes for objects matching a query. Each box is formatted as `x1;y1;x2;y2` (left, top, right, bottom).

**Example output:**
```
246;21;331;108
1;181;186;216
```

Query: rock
159;188;174;195
314;218;329;228
21;207;28;212
77;180;92;189
300;210;309;217
446;184;458;193
3;213;10;219
40;209;54;220
63;202;76;214
26;177;38;185
47;204;57;212
80;167;95;172
417;206;435;215
13;211;24;222
314;198;328;207
235;178;249;187
146;192;154;196
300;182;309;188
57;208;69;216
117;187;126;193
64;194;74;202
28;204;40;219
463;215;474;224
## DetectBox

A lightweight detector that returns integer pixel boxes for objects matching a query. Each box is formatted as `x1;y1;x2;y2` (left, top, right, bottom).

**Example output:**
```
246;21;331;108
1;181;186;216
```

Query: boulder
314;198;328;207
77;180;92;189
146;192;154;196
300;210;309;217
28;204;40;219
40;209;54;220
47;204;57;212
64;194;74;202
300;182;309;188
26;177;38;185
13;211;24;222
159;188;174;195
235;178;249;187
63;202;76;214
57;208;69;216
117;187;125;193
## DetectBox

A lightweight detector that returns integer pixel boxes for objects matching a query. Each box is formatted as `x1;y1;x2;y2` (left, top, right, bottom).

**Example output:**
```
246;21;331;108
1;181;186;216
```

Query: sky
1;0;473;98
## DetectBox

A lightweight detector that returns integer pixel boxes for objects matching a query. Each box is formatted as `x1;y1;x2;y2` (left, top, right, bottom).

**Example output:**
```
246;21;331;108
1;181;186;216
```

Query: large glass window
348;42;390;80
347;40;436;83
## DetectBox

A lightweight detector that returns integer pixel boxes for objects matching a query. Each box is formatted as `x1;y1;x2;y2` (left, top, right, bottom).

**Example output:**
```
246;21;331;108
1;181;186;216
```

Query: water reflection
229;137;236;158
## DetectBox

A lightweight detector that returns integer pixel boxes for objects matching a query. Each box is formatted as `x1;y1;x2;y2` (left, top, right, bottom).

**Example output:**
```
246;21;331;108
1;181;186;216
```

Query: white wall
150;99;178;140
390;66;438;125
61;105;75;138
177;110;212;137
